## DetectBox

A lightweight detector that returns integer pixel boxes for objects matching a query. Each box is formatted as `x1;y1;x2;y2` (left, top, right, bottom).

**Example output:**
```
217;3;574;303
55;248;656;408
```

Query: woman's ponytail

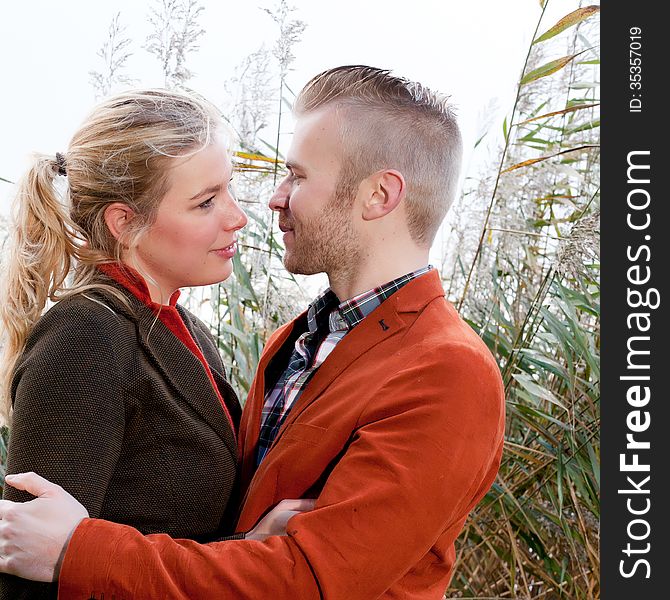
1;154;78;421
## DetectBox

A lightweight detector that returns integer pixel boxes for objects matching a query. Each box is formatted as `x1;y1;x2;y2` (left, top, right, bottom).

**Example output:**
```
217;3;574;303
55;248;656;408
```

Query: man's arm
0;348;504;599
0;474;314;584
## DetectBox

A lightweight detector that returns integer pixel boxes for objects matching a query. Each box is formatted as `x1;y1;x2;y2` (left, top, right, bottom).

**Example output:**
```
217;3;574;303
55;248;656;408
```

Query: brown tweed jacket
0;282;241;599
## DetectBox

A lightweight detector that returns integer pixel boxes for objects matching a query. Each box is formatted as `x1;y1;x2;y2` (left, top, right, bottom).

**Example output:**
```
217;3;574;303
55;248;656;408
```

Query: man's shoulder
369;290;503;397
413;293;484;342
410;298;502;385
359;300;504;431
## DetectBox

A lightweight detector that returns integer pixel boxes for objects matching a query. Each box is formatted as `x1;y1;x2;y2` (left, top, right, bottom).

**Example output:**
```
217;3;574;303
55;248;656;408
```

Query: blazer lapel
265;270;447;453
241;270;447;488
267;302;407;451
101;289;238;458
135;310;238;457
209;367;242;429
238;318;301;490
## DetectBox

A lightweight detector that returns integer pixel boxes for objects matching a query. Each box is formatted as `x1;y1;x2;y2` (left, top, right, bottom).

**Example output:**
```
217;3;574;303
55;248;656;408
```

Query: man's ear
104;203;136;241
360;170;406;221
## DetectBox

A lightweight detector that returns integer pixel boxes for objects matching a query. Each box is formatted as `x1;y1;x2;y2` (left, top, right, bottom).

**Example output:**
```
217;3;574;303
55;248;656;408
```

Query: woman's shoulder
13;290;140;388
28;289;137;348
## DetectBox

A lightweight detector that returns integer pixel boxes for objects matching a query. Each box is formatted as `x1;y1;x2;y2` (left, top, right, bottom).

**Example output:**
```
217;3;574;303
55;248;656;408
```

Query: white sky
0;0;584;216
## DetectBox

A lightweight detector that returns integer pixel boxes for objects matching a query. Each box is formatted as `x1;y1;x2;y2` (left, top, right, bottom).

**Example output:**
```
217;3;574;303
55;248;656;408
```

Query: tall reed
447;3;600;597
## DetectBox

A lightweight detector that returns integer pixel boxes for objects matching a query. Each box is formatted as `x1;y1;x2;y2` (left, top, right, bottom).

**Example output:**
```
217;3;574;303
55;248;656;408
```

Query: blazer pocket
281;423;328;445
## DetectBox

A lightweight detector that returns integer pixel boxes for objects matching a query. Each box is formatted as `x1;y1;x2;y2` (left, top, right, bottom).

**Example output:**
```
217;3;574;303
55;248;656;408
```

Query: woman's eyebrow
189;183;222;201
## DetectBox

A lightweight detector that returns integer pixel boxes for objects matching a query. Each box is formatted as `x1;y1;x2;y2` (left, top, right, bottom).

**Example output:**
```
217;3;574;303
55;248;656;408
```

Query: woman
0;89;289;599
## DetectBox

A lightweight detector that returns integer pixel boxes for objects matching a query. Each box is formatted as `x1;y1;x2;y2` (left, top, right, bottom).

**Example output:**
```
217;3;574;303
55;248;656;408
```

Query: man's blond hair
294;65;462;247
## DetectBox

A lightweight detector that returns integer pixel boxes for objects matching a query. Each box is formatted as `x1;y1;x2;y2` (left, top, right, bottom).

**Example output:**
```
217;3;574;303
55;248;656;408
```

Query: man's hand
245;498;316;541
0;472;88;582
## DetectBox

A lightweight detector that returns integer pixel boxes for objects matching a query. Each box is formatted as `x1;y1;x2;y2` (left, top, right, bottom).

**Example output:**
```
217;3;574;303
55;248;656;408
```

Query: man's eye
198;196;215;209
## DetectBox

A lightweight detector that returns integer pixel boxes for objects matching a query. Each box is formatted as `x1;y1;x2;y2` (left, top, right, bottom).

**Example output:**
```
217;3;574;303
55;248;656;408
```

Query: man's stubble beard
283;188;363;288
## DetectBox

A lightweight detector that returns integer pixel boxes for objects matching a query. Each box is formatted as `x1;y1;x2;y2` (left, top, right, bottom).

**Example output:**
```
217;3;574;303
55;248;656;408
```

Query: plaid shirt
256;265;433;465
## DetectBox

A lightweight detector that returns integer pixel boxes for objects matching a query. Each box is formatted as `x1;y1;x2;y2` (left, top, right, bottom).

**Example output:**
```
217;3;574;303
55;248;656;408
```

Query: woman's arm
4;298;126;510
0;298;126;599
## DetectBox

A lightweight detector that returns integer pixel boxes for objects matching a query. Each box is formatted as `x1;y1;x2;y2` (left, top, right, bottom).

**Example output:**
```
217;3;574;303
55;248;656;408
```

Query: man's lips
278;222;294;233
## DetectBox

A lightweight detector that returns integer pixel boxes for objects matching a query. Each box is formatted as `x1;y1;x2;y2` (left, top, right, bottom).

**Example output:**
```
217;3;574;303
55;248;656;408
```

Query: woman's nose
222;198;247;231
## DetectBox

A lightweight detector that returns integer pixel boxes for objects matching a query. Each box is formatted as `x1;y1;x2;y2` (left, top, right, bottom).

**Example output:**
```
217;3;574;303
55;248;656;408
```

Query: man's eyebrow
189;184;222;201
285;161;305;173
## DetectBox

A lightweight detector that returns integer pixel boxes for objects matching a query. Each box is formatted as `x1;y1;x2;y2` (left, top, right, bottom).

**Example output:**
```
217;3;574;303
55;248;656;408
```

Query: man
0;66;505;599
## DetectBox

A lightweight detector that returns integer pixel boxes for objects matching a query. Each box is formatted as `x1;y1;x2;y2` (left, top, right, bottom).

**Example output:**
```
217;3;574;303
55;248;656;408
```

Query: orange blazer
59;270;505;600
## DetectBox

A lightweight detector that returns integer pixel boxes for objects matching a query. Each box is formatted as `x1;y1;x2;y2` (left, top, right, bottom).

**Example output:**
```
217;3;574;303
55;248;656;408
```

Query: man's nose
269;177;290;211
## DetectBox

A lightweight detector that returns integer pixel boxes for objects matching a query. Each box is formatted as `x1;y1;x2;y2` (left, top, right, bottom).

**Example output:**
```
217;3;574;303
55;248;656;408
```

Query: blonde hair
1;88;225;420
295;65;463;247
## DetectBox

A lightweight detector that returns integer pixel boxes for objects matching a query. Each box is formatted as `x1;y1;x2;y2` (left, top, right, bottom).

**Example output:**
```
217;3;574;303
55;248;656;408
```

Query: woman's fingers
245;498;317;540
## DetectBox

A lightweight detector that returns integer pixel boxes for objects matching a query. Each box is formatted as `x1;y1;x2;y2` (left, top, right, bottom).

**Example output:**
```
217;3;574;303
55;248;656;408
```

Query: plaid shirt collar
255;265;433;466
305;265;433;337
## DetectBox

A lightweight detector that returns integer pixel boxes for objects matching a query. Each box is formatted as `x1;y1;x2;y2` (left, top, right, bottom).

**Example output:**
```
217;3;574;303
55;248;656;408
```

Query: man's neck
328;249;430;301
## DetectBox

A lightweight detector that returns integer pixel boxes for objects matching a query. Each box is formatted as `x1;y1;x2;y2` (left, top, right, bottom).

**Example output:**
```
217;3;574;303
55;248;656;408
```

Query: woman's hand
245;498;316;541
0;472;88;582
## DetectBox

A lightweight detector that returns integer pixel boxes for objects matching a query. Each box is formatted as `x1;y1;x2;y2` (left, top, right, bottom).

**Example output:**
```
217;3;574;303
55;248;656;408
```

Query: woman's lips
212;242;237;259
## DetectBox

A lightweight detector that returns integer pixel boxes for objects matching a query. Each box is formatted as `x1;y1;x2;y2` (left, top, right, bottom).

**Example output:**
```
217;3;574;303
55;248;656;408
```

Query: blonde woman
0;89;302;599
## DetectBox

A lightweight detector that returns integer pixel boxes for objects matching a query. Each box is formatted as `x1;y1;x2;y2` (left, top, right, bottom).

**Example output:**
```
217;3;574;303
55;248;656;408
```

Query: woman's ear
104;203;136;241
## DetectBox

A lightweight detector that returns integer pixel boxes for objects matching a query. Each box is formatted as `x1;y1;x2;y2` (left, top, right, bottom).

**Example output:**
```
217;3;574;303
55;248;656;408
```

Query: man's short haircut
294;65;463;247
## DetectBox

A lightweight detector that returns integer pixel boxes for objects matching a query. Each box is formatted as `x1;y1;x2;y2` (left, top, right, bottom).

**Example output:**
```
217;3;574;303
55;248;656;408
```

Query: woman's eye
198;196;215;209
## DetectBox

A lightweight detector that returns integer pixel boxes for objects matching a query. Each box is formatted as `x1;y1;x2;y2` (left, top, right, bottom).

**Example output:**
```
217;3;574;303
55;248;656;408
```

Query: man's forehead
294;106;342;137
288;108;343;168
